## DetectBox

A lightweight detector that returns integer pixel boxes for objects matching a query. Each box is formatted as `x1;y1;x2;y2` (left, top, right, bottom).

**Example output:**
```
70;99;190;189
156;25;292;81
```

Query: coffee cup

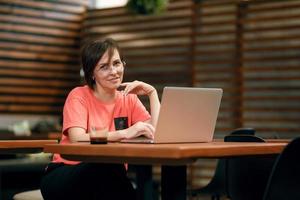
90;127;108;144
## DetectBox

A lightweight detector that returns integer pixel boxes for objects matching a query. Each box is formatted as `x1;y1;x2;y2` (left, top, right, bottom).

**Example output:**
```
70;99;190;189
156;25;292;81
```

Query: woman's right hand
123;121;155;139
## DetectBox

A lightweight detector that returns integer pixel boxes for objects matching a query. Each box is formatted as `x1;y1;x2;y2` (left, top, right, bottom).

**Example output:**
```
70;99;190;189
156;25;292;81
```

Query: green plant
127;0;168;15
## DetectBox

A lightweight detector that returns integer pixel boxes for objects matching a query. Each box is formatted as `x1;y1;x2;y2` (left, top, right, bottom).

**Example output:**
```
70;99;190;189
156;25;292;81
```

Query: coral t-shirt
52;85;151;164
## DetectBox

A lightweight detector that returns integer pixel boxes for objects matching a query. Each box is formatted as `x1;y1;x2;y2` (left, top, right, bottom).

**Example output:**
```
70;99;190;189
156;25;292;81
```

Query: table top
0;140;58;154
44;141;288;165
0;132;61;140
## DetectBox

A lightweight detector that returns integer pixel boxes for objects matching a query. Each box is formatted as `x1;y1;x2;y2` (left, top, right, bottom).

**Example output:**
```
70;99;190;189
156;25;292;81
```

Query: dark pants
40;162;136;200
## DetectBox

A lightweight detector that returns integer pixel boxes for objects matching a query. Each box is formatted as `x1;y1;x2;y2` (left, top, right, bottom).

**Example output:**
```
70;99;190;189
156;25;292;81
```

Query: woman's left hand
120;80;155;96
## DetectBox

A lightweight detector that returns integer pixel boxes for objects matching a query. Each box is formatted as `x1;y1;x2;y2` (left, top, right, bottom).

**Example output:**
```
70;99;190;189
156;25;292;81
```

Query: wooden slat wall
192;0;300;189
240;0;300;139
191;0;240;189
0;0;87;115
193;0;240;137
193;0;300;140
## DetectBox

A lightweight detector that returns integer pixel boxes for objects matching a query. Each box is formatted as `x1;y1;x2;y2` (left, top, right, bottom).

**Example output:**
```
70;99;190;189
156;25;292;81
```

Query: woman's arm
121;80;161;128
68;121;155;143
68;127;124;143
68;127;89;143
145;89;160;128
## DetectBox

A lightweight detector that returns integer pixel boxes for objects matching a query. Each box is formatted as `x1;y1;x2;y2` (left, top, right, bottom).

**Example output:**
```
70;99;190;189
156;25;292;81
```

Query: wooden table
44;141;287;200
0;132;61;140
0;140;57;154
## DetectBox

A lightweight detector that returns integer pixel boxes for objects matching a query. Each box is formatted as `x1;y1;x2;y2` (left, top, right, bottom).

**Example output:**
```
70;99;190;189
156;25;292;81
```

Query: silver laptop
121;87;223;144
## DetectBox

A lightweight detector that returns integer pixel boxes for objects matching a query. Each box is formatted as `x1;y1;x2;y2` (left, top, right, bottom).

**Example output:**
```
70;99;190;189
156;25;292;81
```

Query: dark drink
90;137;107;144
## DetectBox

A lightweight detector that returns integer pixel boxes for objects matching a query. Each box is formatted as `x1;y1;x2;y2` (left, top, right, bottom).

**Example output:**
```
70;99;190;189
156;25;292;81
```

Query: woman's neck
93;85;117;103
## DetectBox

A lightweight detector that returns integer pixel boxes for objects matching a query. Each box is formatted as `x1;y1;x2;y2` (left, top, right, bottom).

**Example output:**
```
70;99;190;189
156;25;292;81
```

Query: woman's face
93;49;124;91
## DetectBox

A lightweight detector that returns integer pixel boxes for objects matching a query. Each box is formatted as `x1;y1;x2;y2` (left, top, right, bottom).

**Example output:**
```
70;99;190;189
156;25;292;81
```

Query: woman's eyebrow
98;62;108;66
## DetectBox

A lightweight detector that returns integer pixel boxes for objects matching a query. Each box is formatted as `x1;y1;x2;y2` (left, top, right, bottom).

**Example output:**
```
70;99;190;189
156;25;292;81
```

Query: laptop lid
153;87;223;143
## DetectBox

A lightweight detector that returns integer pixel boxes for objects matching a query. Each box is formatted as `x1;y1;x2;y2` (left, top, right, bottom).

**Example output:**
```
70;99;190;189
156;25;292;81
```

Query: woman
40;38;160;200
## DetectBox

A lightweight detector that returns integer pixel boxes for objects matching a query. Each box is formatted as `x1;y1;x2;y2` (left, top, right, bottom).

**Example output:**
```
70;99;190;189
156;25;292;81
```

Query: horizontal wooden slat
196;26;236;35
0;86;68;96
3;0;86;14
0;32;78;46
84;21;191;35
246;1;300;12
0;23;79;37
57;0;89;6
243;107;300;112
243;45;300;52
244;24;300;33
0;14;80;30
51;0;91;6
0;69;79;80
244;65;300;70
195;67;236;73
243;35;300;42
84;11;192;27
129;73;189;80
195;59;236;64
0;105;62;114
242;13;300;24
119;40;191;49
0;50;77;62
0;41;78;55
126;60;189;67
125;51;190;59
244;96;300;101
196;20;236;28
200;0;238;7
0;5;83;22
84;28;192;41
0;77;75;88
0;60;79;72
196;39;236;45
0;95;65;104
244;77;300;81
242;55;300;62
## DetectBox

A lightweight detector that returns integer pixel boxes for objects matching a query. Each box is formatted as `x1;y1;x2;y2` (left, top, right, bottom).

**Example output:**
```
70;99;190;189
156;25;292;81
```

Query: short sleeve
62;96;88;135
131;95;151;124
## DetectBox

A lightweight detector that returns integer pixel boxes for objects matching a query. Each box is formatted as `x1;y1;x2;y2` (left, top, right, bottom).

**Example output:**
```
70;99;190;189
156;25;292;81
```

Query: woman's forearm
107;130;126;141
69;127;126;142
68;128;90;143
148;89;160;128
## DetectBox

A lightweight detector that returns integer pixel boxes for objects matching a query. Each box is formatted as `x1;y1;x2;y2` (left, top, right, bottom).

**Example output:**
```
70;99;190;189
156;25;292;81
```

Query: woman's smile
108;77;121;83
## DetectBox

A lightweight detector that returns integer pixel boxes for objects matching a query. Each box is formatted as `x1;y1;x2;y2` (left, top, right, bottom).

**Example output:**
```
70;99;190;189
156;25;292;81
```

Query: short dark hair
81;38;124;89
